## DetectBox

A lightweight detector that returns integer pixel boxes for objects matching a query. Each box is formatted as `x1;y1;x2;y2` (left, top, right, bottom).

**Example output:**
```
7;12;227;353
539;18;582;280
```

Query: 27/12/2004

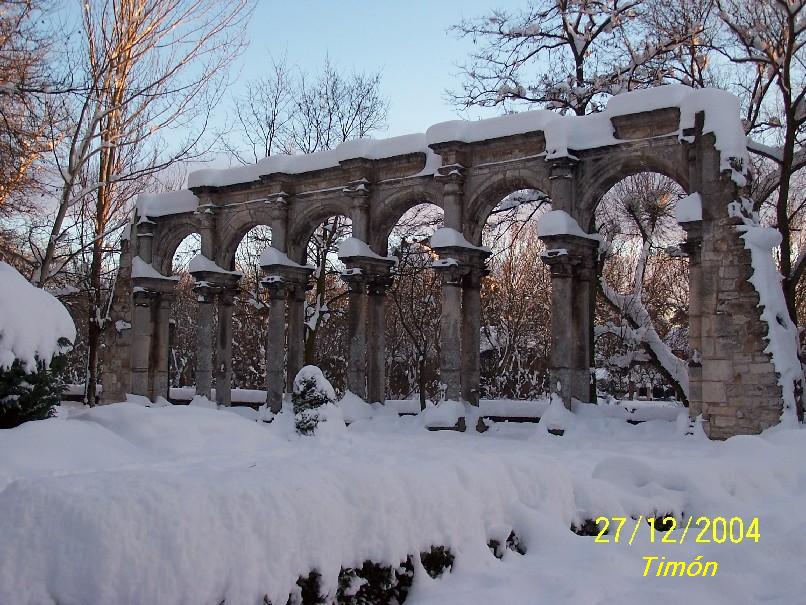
593;516;760;546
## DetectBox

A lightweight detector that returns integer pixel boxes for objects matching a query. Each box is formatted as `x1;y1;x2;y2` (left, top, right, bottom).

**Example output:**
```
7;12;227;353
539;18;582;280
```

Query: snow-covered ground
0;400;804;604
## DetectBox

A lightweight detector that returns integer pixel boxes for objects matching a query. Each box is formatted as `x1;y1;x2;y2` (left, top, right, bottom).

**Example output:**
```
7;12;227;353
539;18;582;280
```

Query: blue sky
234;0;505;138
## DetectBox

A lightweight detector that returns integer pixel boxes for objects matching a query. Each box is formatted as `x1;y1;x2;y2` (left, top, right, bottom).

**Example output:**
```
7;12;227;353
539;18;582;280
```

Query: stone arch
464;168;551;245
216;205;274;270
371;185;442;254
151;214;201;276
578;147;690;232
287;196;352;264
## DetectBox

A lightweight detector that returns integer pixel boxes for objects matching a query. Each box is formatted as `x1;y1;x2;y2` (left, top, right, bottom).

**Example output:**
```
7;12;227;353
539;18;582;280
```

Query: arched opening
229;225;273;392
168;233;201;393
593;171;689;403
301;213;352;393
384;202;445;406
478;189;553;401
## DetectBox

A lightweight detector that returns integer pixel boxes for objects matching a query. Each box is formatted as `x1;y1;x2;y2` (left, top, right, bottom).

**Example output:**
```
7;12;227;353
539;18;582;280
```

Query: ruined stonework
100;237;133;404
120;86;796;439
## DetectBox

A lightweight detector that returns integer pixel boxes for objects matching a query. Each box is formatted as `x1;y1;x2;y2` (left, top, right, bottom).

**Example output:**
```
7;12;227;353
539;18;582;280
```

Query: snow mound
1;403;805;604
537;210;599;240
0;262;75;370
135;189;198;218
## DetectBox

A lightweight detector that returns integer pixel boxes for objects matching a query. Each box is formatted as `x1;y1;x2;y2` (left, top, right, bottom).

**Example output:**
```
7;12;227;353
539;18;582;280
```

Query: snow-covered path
0;402;803;604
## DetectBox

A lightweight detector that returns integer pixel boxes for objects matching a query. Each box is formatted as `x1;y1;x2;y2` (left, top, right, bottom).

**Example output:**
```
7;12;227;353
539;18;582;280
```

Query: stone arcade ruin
103;86;802;440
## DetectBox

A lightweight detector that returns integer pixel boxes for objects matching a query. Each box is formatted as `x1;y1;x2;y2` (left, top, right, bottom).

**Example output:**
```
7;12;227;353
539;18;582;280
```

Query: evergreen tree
292;365;336;435
0;340;68;429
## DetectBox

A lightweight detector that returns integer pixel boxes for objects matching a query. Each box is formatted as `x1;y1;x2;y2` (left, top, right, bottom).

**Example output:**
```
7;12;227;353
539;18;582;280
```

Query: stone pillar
436;164;464;230
150;290;175;401
366;276;391;403
437;267;463;401
131;289;156;396
135;220;155;265
215;288;237;406
681;221;703;417
461;266;487;405
572;241;598;403
542;251;576;406
194;285;216;399
286;282;307;393
263;278;287;414
268;193;289;253
197;203;217;259
344;274;367;398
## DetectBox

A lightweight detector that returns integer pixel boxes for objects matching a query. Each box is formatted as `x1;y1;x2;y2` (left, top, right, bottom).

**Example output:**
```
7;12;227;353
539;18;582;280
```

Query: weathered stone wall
691;133;783;439
100;237;133;404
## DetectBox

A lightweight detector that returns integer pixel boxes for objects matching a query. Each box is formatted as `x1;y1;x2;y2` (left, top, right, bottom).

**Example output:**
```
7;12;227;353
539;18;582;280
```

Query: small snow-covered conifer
292;365;336;435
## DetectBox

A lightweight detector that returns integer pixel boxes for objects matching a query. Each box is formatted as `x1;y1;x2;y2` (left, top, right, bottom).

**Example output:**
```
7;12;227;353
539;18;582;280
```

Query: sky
233;0;504;139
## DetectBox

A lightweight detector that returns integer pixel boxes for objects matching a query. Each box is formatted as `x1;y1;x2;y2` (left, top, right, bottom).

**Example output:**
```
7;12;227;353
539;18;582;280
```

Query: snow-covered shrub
0;349;68;429
292;365;336;435
0;262;75;428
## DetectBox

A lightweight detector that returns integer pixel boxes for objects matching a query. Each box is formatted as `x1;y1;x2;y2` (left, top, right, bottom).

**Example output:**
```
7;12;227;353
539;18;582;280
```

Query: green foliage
0;343;68;429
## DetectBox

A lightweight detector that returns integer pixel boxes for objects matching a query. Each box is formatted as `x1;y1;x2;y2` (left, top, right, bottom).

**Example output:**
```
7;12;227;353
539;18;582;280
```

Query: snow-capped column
346;181;370;241
150;290;175;401
194;284;216;399
343;274;367;399
438;268;463;401
130;289;156;397
215;287;237;407
286;282;307;394
460;266;485;405
263;279;287;414
366;275;392;404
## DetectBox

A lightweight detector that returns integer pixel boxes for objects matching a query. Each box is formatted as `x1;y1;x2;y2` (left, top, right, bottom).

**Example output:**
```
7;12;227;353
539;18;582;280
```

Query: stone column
263;278;287;414
268;193;289;253
366;276;391;404
437;267;464;401
194;285;216;399
461;267;485;405
215;288;237;406
541;250;578;407
131;289;156;396
197;202;217;259
343;274;367;398
150;290;175;401
681;221;703;418
572;242;598;403
286;282;307;393
135;221;155;263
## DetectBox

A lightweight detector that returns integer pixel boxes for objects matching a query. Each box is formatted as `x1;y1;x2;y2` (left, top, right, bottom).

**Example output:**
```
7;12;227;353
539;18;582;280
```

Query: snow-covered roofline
137;86;748;218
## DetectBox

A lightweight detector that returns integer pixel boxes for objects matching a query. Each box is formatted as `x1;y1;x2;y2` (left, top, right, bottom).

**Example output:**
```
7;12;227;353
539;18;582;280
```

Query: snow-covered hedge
0;262;75;427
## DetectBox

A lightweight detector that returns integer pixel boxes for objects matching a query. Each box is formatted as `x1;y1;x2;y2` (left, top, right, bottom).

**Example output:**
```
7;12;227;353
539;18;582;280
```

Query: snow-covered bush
0;262;75;428
292;365;336;435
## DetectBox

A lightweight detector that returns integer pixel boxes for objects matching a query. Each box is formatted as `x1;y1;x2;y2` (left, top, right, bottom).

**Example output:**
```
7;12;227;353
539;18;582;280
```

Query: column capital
435;162;465;183
218;287;239;306
343;178;370;199
365;272;394;296
193;282;221;302
265;191;290;217
133;287;159;305
548;156;579;178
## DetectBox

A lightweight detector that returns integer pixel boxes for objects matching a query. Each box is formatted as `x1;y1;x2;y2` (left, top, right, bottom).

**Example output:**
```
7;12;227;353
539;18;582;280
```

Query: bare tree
717;0;806;321
450;0;697;115
34;0;251;404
